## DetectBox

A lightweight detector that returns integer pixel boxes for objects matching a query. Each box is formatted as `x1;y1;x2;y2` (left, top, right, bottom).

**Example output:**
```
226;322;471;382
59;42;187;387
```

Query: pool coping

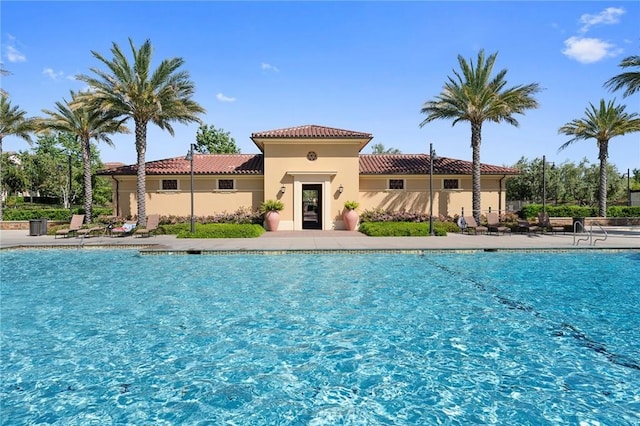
2;244;638;255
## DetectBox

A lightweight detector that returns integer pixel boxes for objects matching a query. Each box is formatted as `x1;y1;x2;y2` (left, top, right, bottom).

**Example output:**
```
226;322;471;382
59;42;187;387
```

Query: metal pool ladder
573;221;608;246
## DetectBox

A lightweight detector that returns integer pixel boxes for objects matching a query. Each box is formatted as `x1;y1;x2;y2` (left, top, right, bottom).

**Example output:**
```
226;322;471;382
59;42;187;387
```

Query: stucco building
99;125;519;230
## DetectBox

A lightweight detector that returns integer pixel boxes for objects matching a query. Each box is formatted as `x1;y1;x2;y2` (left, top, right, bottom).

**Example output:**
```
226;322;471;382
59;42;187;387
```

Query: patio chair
486;212;511;236
135;214;160;238
516;219;541;234
76;225;106;238
462;216;488;235
537;212;565;234
55;214;85;238
110;220;137;237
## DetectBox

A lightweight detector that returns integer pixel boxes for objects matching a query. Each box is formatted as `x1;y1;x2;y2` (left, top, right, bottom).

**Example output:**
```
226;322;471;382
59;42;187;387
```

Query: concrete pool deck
1;227;638;252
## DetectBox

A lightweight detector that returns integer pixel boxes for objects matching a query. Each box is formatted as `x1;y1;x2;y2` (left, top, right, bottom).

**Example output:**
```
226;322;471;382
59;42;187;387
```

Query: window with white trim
217;179;235;190
443;179;460;190
161;179;178;190
388;179;404;190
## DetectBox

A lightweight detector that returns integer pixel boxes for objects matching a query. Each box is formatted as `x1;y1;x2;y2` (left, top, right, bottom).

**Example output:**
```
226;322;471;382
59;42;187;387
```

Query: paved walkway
1;227;638;252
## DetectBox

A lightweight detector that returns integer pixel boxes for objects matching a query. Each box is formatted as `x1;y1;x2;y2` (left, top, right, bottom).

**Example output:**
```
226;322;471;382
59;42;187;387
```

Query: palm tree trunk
135;120;147;227
81;138;93;223
598;140;608;217
471;121;482;223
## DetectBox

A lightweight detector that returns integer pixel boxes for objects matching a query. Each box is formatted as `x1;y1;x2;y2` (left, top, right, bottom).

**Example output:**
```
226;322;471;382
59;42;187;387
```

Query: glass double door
302;184;322;230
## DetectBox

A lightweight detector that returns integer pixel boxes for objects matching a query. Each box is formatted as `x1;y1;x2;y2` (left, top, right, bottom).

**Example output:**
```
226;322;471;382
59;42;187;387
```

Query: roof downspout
499;174;506;215
111;175;120;217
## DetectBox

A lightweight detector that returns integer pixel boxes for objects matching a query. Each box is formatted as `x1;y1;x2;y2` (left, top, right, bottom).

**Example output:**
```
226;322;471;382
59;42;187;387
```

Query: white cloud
216;93;236;102
579;7;625;33
561;36;621;64
42;68;64;80
261;62;279;73
4;34;26;63
6;45;26;63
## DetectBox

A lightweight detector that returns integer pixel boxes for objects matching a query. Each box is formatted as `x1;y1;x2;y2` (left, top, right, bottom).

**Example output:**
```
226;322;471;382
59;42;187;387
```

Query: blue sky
2;1;639;173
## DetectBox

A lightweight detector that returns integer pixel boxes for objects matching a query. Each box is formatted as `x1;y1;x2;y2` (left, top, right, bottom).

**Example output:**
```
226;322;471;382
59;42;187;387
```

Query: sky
1;1;639;174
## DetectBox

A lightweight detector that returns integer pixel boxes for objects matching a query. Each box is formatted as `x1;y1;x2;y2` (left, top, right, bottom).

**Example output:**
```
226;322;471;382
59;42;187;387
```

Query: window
161;179;178;190
218;179;235;190
388;179;404;190
443;179;460;190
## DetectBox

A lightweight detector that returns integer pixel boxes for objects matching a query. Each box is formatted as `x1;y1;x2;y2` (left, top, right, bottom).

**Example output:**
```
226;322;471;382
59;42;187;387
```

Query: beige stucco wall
261;139;363;230
111;175;264;218
359;175;509;218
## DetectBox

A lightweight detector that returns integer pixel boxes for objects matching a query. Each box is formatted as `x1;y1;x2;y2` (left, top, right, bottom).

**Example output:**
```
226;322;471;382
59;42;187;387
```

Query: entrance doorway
302;184;322;229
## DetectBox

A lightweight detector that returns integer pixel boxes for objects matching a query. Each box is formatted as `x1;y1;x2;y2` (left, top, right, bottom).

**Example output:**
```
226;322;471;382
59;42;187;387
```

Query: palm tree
76;38;205;226
0;95;37;220
420;50;541;223
41;91;129;222
0;65;10;97
604;55;640;98
558;99;640;217
370;143;401;154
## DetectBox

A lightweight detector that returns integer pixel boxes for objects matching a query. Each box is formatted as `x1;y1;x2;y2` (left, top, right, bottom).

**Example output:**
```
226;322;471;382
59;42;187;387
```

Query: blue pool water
1;250;639;425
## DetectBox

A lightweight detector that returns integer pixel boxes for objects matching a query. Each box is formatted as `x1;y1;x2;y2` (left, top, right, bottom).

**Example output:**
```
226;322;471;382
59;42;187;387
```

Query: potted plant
260;199;284;231
342;200;359;231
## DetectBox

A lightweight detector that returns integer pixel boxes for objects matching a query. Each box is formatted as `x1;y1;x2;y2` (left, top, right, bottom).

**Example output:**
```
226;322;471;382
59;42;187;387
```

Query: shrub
162;223;265;238
260;200;284;213
521;203;639;219
358;221;447;237
2;207;114;221
344;200;359;210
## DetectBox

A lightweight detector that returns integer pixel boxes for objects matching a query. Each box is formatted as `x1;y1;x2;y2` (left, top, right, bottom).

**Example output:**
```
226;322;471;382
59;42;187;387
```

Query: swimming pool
1;250;639;424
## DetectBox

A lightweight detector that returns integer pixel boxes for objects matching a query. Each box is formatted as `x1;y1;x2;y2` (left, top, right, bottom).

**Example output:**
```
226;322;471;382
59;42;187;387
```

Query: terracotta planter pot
265;211;280;231
342;209;359;231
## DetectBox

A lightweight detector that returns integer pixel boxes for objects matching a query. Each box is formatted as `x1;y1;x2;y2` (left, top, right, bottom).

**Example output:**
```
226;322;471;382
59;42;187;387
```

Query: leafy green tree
1;151;28;196
420;49;541;222
195;124;240;154
604;54;640;98
0;95;37;219
41;91;128;222
370;143;401;154
77;38;205;226
558;99;640;216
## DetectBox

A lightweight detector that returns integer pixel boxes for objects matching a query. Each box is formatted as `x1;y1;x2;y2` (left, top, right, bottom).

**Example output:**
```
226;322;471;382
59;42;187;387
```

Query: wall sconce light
338;184;344;194
280;185;286;194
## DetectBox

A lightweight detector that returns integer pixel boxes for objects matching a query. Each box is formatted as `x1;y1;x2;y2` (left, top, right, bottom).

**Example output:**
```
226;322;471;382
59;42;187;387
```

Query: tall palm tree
1;65;10;97
420;50;541;223
76;38;205;226
0;95;37;220
604;55;640;98
558;99;640;217
41;91;129;223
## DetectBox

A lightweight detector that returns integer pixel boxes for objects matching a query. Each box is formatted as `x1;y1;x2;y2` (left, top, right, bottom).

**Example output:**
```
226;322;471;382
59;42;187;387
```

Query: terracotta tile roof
97;154;264;175
251;125;373;139
99;153;518;176
359;154;519;175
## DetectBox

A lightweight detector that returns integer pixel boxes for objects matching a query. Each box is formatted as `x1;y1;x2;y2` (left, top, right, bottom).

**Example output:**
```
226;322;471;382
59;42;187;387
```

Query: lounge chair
110;220;137;237
55;214;85;238
135;214;160;238
537;212;565;234
76;225;106;238
486;212;511;236
462;216;488;235
516;219;541;234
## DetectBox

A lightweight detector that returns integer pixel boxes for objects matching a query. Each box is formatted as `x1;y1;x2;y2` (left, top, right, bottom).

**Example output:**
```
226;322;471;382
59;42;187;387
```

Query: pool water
1;250;639;425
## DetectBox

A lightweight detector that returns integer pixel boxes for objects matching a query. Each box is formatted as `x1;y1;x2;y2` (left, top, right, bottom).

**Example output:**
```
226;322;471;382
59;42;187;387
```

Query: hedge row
2;207;113;221
161;223;265;238
521;204;640;219
358;221;448;237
